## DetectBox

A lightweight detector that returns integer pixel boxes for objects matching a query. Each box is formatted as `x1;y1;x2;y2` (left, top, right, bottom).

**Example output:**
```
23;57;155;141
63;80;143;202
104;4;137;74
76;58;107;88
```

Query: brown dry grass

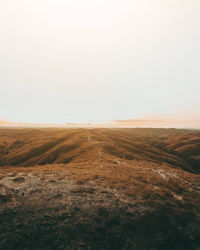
0;128;199;249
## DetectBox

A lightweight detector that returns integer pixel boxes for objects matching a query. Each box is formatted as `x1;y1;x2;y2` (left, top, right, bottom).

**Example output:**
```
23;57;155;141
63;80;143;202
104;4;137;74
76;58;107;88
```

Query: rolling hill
0;128;199;249
0;128;199;173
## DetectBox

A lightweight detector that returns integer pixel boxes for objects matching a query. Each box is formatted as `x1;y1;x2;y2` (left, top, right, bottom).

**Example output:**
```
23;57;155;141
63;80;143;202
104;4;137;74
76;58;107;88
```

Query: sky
0;0;200;125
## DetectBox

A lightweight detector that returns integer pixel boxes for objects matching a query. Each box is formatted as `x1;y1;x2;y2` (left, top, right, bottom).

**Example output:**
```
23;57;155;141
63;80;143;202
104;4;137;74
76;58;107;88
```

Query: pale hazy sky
0;0;200;124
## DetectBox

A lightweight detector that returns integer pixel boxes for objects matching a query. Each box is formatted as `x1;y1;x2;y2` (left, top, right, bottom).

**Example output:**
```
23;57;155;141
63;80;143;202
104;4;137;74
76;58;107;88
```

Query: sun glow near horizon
0;0;200;125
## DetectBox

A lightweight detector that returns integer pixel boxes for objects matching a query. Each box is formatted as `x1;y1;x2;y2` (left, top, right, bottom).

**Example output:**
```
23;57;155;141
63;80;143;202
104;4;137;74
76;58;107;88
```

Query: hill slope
0;128;199;173
0;128;199;249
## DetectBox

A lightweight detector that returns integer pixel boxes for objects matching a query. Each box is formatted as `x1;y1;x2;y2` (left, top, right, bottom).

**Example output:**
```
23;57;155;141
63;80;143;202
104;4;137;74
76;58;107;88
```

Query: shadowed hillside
0;128;199;249
0;128;199;173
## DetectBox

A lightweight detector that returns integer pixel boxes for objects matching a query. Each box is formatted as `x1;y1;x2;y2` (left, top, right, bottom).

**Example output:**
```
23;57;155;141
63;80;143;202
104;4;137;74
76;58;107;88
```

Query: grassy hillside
0;128;199;173
0;128;199;249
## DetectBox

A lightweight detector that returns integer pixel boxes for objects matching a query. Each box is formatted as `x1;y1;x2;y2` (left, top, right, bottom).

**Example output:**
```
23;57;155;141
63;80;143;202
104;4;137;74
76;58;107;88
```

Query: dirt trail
87;130;103;161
